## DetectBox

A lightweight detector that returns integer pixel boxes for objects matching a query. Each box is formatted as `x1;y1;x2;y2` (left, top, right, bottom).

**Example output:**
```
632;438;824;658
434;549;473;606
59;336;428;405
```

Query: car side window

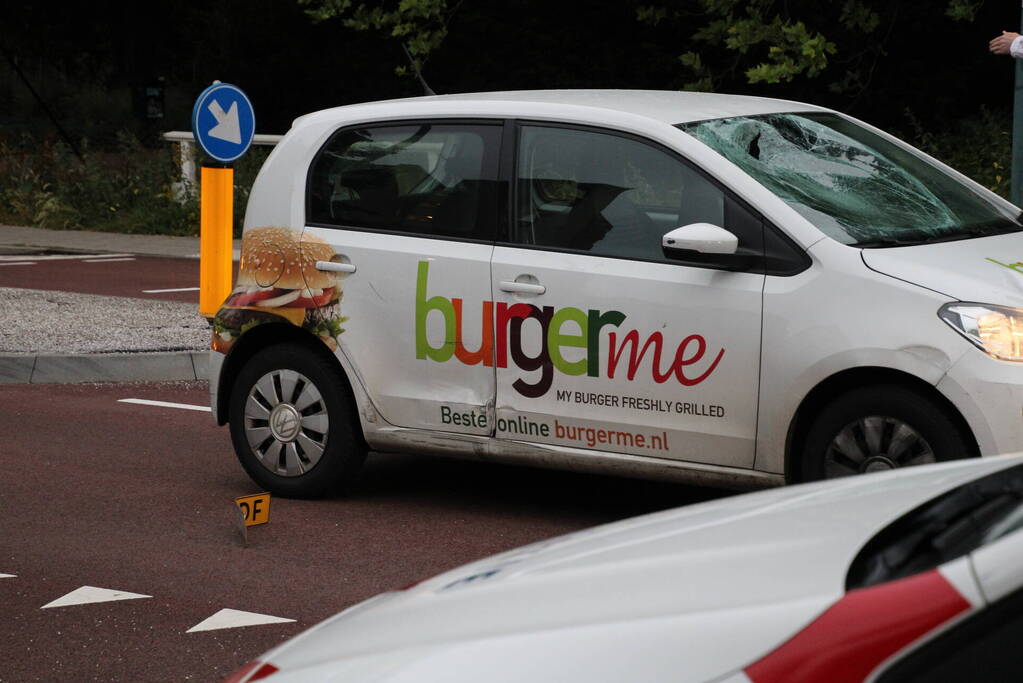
308;123;501;240
513;125;762;263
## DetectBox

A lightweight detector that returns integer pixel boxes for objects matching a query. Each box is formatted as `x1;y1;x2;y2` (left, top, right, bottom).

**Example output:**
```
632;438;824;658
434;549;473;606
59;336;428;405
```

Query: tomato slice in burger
232;289;282;307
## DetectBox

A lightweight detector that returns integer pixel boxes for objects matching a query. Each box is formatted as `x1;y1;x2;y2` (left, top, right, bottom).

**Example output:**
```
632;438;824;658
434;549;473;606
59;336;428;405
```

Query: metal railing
161;131;283;190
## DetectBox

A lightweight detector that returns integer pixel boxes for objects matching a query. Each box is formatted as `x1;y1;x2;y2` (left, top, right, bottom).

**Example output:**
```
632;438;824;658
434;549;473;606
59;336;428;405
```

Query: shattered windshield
680;113;1021;247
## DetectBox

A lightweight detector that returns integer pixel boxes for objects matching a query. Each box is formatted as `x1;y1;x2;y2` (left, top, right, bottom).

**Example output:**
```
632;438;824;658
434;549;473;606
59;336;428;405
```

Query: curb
0;351;209;384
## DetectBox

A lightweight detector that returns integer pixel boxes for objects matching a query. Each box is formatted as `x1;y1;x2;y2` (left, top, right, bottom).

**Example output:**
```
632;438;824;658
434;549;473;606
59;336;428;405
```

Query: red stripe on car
745;568;972;683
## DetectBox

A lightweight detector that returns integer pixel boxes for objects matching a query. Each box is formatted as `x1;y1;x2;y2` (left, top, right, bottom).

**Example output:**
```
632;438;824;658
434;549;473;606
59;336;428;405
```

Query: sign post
191;82;256;318
1014;3;1023;206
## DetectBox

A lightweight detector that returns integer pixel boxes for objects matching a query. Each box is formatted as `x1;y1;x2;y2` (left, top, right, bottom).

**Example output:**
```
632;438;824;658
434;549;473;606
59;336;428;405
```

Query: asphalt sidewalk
0;224;240;385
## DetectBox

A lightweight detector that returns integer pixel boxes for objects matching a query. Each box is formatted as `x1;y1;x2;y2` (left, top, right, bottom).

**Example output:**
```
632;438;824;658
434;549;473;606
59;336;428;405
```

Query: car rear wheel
228;343;365;498
801;384;971;481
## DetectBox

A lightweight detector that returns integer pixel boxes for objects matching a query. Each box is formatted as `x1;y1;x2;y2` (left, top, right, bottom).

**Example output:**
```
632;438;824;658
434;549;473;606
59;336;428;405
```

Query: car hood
261;457;1022;683
861;232;1023;306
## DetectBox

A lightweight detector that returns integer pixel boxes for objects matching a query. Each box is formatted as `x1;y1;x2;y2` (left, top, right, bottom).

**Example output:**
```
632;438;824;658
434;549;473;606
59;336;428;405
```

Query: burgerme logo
415;262;724;398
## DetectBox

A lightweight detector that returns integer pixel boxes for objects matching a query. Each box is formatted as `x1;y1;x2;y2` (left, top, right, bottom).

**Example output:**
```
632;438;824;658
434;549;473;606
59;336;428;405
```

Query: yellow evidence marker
235;492;271;526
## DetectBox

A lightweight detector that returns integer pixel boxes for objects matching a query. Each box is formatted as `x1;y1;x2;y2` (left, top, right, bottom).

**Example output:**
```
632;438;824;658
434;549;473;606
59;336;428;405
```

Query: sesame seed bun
237;226;337;290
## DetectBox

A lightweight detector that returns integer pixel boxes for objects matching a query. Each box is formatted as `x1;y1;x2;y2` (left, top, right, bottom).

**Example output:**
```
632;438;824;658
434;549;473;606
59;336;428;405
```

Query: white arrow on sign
208;99;242;144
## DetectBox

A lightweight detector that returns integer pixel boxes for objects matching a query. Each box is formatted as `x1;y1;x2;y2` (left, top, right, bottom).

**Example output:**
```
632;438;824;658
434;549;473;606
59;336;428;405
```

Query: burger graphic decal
212;226;348;353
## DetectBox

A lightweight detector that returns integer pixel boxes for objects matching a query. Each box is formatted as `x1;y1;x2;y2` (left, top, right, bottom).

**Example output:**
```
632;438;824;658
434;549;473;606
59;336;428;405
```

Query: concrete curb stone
0;351;209;384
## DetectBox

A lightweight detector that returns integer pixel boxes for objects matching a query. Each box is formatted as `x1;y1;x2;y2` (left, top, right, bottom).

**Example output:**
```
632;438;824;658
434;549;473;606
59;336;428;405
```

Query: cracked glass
681;113;1021;247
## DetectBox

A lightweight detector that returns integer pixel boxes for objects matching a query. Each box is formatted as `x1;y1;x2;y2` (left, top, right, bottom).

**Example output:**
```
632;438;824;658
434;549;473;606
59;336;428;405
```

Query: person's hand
990;31;1021;55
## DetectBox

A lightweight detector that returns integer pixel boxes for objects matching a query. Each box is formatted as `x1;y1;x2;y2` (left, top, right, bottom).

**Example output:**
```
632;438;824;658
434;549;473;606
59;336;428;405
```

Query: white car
225;454;1023;683
209;90;1023;497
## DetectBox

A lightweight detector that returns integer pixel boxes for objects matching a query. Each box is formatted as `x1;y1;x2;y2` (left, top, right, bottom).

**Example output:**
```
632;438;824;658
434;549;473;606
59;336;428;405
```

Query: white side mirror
662;223;739;255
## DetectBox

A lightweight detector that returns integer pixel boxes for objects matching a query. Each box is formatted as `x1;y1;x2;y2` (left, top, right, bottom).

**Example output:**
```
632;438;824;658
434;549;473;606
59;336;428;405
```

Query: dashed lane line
187;608;296;633
142;287;200;293
0;253;133;261
84;257;136;263
0;262;36;266
0;573;16;578
41;586;152;609
118;398;211;412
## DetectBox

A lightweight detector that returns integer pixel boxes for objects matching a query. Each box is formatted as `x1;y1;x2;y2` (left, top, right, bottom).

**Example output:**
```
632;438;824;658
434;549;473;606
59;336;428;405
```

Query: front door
302;121;504;435
491;124;764;467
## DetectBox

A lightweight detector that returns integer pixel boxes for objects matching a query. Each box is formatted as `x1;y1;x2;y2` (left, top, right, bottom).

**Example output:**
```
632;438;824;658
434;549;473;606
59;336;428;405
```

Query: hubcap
824;415;935;479
243;369;329;477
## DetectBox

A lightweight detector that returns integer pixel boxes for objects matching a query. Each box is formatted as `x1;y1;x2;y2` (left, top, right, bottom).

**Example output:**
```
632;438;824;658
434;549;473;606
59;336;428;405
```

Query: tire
228;343;366;498
800;384;972;482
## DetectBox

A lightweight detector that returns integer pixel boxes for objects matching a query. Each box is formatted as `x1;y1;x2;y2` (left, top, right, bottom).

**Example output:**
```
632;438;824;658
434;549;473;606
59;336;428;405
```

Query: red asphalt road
0;254;238;304
0;381;722;681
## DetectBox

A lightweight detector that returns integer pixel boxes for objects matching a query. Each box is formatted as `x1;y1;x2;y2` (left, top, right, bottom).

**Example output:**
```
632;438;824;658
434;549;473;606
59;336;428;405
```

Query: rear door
302;121;504;435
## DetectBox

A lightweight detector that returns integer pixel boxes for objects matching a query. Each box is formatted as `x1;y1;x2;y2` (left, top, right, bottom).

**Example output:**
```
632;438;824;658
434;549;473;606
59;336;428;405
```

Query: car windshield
679;113;1022;247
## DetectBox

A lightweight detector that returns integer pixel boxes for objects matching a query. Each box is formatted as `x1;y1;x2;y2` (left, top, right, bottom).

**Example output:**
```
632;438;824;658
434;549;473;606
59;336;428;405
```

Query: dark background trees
2;0;1018;137
0;1;1019;232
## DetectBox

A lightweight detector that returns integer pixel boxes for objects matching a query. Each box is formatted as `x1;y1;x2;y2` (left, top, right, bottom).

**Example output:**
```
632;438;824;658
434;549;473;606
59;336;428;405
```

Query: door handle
498;280;546;295
315;260;356;274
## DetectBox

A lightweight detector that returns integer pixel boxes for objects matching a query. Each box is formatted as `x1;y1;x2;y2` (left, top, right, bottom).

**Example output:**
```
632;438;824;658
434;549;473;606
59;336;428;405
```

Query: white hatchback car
225;454;1023;683
210;90;1023;497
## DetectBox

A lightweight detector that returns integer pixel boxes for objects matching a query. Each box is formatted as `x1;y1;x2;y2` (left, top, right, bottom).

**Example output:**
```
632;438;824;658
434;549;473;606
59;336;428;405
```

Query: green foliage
299;0;455;76
900;107;1010;200
0;133;197;234
0;131;270;236
637;1;981;92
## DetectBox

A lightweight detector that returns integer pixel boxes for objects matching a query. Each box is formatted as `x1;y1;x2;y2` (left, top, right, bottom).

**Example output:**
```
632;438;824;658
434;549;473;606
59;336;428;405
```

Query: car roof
293;89;827;129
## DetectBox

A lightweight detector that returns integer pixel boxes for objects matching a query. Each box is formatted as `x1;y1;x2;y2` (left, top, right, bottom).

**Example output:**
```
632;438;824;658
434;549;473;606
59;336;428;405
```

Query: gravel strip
1;287;210;354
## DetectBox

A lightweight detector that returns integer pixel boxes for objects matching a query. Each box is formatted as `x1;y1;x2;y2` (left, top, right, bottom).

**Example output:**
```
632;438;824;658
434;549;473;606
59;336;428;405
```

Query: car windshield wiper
849;237;919;248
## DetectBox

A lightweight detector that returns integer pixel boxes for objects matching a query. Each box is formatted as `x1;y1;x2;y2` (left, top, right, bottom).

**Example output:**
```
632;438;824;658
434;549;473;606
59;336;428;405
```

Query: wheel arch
217;324;355;429
784;367;980;483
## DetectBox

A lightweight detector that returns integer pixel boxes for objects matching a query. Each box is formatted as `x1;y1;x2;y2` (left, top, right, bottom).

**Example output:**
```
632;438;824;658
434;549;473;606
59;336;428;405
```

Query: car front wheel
801;384;971;481
228;343;365;498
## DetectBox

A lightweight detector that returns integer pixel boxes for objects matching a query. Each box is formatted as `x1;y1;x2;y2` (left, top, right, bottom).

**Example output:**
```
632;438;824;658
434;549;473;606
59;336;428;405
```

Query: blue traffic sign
191;82;255;163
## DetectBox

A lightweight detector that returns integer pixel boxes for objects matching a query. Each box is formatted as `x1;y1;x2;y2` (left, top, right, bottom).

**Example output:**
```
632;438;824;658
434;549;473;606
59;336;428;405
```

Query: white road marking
0;262;36;266
141;287;200;293
41;586;151;609
118;399;211;413
84;257;136;263
187;608;295;633
0;574;16;579
0;253;133;261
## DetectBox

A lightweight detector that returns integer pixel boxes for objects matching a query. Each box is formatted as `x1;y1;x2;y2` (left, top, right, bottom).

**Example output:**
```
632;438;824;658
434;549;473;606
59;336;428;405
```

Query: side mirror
662;223;738;255
661;223;759;272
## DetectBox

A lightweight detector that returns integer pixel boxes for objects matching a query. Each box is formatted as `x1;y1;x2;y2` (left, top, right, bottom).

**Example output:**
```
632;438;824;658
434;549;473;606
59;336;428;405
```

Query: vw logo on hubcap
269;404;302;442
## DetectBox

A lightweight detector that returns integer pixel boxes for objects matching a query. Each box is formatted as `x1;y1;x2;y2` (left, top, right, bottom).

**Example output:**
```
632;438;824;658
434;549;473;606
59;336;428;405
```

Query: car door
490;123;764;468
302;121;504;436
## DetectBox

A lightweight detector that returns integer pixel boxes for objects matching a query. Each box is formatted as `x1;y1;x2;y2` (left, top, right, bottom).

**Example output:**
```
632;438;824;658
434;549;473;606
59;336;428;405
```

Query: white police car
209;90;1023;498
225;455;1023;682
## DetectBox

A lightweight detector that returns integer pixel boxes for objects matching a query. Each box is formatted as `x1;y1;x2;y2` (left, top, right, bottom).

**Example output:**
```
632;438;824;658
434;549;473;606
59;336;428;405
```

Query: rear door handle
498;281;546;295
315;260;356;274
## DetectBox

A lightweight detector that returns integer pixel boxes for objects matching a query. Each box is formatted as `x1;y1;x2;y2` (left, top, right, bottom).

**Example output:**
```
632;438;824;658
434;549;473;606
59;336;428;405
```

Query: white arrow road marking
141;287;200;294
0;573;16;579
118;399;211;412
208;99;242;144
187;608;296;633
41;586;151;609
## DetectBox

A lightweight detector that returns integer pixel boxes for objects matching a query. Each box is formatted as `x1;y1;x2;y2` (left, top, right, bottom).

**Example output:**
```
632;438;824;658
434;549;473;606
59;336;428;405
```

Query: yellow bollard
199;164;234;318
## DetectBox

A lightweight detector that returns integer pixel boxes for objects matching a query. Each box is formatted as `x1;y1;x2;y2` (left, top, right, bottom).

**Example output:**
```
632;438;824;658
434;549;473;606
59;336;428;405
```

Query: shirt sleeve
1011;35;1023;59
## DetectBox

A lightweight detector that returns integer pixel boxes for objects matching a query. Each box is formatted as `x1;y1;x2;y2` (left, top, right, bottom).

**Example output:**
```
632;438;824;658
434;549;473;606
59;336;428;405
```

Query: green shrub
900;108;1011;200
0;132;269;236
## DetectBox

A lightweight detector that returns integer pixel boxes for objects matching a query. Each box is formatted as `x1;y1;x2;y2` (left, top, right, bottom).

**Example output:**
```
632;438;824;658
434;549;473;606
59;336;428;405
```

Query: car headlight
939;302;1023;361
